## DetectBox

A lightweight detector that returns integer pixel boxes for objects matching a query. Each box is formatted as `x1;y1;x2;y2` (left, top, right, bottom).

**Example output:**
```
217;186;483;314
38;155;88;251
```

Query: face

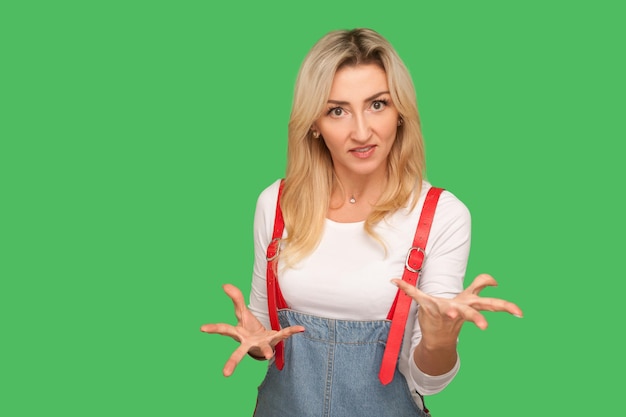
314;63;399;181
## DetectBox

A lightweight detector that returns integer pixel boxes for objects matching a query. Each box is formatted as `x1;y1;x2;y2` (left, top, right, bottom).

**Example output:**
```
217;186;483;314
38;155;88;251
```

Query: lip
349;145;376;159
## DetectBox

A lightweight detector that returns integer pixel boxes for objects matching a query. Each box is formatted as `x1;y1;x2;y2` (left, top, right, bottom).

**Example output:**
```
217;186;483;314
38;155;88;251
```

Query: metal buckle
405;246;425;273
266;238;281;261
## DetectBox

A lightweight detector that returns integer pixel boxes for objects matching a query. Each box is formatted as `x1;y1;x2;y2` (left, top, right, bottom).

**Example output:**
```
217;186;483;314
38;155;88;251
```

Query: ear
310;124;321;138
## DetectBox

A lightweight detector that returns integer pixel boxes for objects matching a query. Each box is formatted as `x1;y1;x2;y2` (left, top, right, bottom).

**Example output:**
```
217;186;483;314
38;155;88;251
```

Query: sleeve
406;189;471;395
247;180;282;330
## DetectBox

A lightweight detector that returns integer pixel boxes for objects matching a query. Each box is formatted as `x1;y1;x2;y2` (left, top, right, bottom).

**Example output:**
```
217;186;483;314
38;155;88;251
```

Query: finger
469;297;524;317
445;308;459;320
452;304;489;330
465;274;498;295
270;325;305;346
391;279;444;315
223;343;250;377
222;284;247;321
391;279;425;302
200;323;239;339
257;343;276;360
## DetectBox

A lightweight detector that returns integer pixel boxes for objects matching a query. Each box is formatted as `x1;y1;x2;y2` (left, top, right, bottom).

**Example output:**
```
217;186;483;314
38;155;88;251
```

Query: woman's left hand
392;273;523;348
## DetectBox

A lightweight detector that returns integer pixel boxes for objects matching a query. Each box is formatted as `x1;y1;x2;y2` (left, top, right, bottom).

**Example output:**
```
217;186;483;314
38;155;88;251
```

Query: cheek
321;135;342;154
319;125;349;147
378;121;399;142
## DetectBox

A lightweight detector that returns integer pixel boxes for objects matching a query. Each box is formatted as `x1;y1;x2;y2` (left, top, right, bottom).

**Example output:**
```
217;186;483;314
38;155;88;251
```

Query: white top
248;179;471;402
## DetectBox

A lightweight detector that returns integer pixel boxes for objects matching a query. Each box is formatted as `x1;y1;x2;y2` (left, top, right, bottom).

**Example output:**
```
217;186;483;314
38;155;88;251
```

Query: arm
404;190;470;392
397;191;522;390
411;191;471;377
248;180;283;329
200;181;304;376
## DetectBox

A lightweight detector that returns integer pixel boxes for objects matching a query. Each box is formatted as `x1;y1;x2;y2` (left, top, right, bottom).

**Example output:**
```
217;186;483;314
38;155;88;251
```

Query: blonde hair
280;28;425;265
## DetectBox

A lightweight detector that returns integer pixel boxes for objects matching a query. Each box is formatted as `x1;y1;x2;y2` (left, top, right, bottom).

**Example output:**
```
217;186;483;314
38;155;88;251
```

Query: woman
201;28;522;416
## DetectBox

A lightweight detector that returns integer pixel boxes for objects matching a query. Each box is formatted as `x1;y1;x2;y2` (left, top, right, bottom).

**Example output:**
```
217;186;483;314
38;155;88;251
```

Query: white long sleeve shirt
248;179;471;400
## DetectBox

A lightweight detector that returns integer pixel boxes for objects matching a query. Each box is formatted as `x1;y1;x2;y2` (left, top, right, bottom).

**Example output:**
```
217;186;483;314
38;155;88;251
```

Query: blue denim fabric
254;310;429;417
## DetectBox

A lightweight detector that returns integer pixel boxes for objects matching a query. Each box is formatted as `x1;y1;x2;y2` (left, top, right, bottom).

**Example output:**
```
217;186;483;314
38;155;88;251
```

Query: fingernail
390;279;399;286
512;314;523;318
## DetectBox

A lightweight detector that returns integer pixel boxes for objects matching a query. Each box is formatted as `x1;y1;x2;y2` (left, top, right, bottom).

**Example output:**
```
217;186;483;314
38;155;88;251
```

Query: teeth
353;146;372;152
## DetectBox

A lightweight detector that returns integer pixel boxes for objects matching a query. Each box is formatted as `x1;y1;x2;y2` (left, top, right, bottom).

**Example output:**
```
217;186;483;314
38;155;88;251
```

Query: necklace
349;195;356;204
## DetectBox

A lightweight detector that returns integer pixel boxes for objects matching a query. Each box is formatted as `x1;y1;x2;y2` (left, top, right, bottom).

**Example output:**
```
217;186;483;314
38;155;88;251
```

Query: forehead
328;64;389;100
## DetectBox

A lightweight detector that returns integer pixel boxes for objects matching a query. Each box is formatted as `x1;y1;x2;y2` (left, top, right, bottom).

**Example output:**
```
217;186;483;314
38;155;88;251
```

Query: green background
2;0;624;415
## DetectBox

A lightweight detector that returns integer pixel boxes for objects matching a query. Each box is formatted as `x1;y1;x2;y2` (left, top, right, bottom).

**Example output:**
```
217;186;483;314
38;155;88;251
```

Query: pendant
349;196;356;204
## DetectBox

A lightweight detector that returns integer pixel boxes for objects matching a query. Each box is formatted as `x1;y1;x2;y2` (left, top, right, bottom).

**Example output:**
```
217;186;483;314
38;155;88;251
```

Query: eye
327;107;345;117
371;99;388;111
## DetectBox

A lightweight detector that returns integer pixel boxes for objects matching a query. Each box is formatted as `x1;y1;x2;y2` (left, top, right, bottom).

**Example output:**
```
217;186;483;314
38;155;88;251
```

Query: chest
278;216;418;320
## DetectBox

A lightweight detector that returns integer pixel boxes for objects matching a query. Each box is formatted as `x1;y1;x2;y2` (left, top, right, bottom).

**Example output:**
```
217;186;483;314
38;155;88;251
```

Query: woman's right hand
200;284;305;377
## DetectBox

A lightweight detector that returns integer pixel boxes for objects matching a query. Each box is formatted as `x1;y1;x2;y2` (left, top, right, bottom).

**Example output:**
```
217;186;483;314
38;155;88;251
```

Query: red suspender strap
379;186;444;385
266;180;287;370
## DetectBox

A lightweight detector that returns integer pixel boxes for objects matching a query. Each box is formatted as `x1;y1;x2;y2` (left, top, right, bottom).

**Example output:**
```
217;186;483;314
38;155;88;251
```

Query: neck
331;175;387;207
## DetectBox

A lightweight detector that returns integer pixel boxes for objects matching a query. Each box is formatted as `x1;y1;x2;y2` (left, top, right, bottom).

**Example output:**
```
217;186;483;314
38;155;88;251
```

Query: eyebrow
327;91;390;105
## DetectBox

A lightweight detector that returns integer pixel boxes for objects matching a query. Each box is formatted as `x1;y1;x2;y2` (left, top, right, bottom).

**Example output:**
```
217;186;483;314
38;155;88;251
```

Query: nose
351;113;371;143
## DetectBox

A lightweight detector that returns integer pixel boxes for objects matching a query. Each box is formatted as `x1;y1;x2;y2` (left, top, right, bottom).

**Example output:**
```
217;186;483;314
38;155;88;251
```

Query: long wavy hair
280;28;426;265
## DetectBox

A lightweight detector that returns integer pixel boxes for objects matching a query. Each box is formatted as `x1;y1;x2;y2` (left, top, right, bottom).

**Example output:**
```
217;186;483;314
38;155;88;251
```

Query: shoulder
434;186;471;223
253;179;283;235
414;181;471;226
256;178;283;210
422;183;472;255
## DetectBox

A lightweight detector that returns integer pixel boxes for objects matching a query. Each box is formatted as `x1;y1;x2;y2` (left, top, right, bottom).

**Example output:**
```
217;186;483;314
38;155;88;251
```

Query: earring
312;130;320;138
397;118;403;127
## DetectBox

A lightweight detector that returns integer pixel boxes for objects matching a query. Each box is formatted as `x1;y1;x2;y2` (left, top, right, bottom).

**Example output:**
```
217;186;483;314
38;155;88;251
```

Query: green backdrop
2;0;624;415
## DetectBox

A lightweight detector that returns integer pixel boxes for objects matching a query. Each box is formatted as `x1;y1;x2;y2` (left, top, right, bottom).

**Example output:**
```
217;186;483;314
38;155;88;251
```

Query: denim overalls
254;184;442;417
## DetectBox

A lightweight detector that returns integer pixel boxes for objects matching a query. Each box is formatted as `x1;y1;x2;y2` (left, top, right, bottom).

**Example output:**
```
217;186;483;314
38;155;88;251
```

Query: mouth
349;145;376;159
350;145;376;153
